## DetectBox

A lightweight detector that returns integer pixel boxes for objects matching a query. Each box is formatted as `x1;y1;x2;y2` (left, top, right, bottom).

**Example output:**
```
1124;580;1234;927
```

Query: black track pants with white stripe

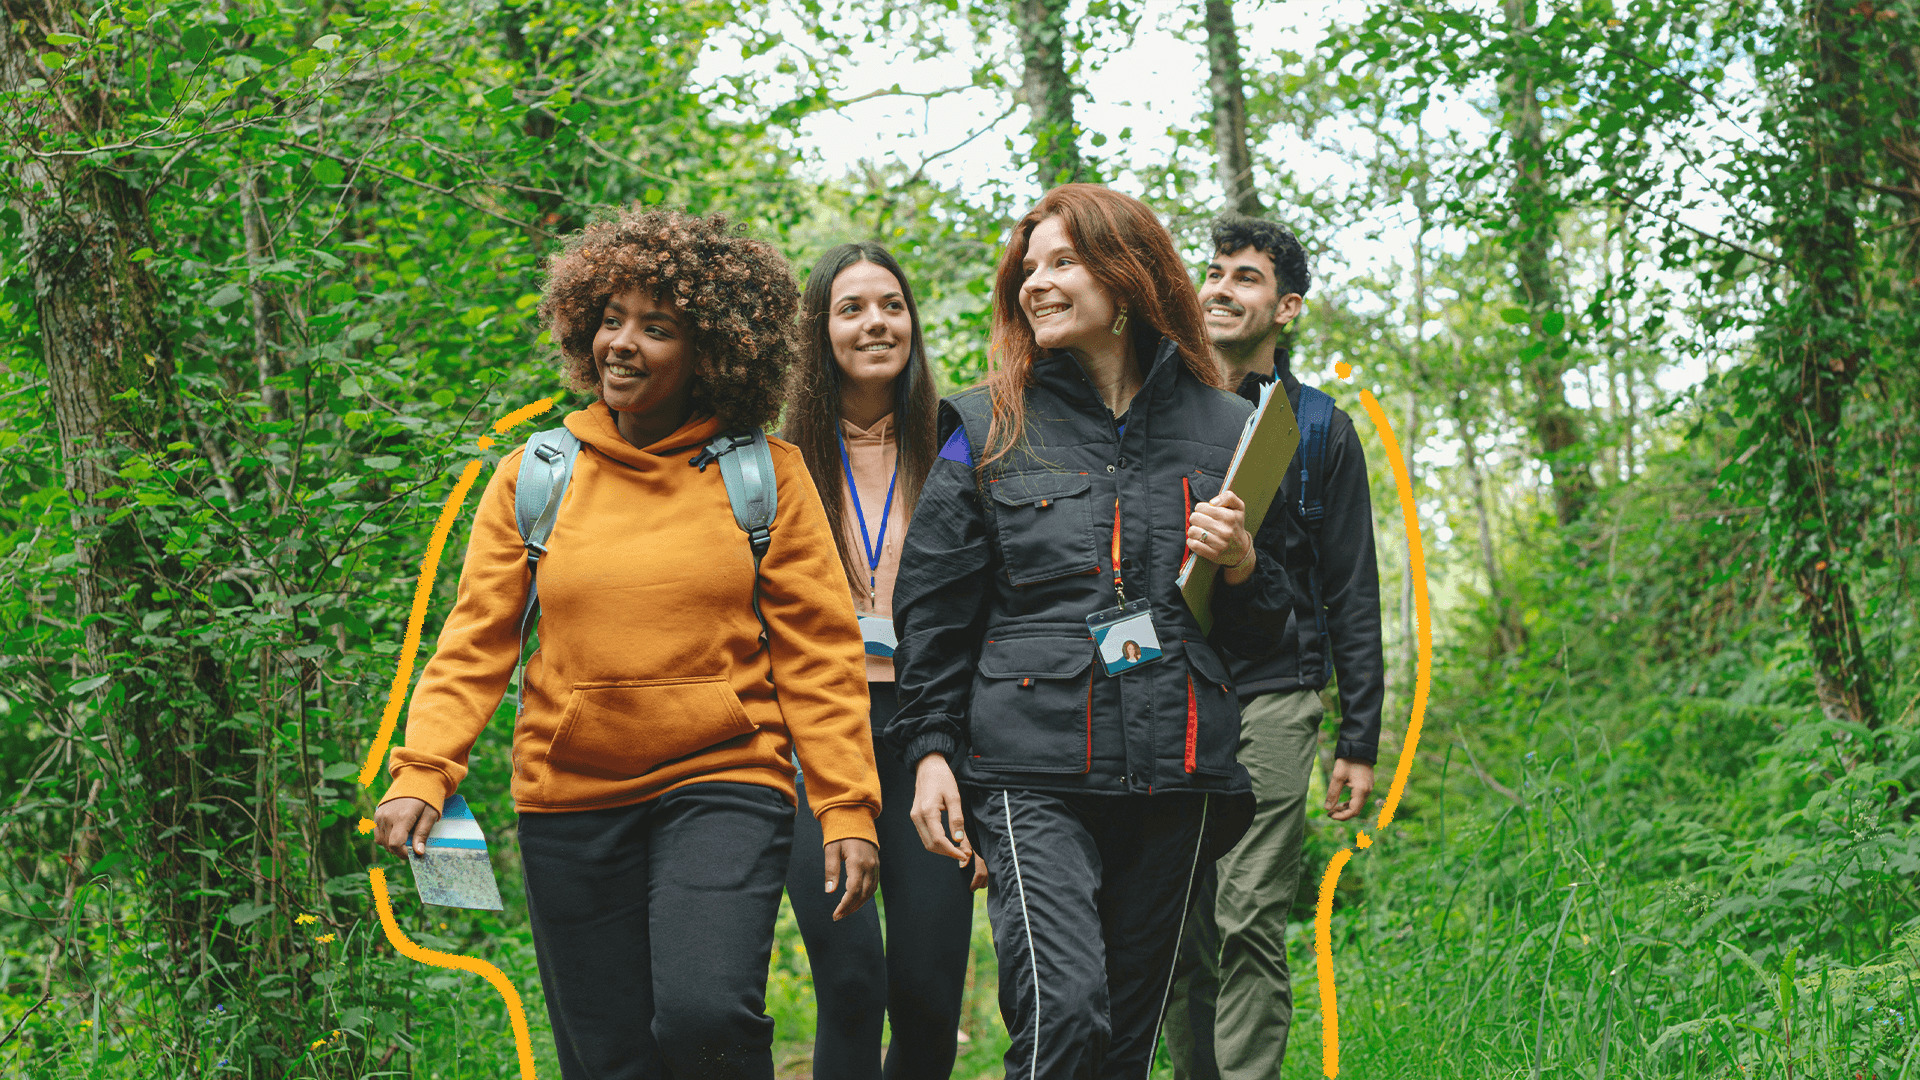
966;787;1211;1080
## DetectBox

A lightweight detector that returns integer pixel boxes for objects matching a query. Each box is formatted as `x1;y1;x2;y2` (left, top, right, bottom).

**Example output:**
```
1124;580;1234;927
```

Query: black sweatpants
786;682;976;1080
967;787;1212;1080
519;782;795;1080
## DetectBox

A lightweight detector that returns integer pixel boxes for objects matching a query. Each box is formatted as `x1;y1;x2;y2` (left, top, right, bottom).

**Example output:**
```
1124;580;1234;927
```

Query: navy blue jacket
885;339;1290;813
1227;353;1384;764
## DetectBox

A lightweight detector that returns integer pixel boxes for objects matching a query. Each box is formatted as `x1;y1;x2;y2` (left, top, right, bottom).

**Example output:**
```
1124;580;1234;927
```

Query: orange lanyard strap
1111;498;1126;603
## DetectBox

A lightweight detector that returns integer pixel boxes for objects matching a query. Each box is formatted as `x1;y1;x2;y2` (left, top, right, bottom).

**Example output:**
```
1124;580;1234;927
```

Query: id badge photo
1087;599;1164;676
858;614;897;658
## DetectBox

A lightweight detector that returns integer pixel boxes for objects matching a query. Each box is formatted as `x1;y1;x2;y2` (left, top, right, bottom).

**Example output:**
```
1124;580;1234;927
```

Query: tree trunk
1203;0;1263;215
1501;0;1589;525
1013;0;1086;186
1400;393;1418;696
1778;0;1879;729
1462;419;1516;654
0;0;238;994
2;0;174;689
240;171;284;424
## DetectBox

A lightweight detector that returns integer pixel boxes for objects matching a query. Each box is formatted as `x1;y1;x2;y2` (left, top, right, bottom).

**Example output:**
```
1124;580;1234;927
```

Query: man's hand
969;854;988;892
910;753;973;864
373;796;441;858
824;837;879;921
1188;491;1258;586
1325;759;1375;822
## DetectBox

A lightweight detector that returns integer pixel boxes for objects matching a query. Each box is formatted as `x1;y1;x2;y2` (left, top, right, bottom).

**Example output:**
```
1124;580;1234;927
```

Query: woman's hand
1188;490;1258;586
824;837;880;921
372;797;441;858
910;753;974;865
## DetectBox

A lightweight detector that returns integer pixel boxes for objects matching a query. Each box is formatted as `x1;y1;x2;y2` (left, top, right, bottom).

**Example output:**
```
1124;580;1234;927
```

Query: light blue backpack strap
699;430;778;646
511;427;580;714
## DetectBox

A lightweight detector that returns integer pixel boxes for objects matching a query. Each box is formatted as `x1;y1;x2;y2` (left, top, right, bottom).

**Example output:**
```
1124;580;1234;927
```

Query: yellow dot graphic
476;435;496;450
1356;831;1372;849
357;818;375;835
1335;361;1353;379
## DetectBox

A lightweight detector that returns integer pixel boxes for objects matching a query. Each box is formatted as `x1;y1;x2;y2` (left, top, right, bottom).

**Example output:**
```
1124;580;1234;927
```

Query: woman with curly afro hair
372;207;882;1080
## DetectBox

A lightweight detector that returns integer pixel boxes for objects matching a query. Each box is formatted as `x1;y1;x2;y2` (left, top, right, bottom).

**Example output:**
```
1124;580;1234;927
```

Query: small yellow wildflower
294;914;318;925
315;933;337;944
311;1039;326;1051
78;1020;93;1029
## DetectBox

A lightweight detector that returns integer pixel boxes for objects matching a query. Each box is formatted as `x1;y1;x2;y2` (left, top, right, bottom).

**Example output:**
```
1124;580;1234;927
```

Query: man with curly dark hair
372;207;882;1080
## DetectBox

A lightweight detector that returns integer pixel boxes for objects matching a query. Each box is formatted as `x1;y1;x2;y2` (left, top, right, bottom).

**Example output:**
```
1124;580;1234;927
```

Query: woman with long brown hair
782;242;980;1080
886;185;1292;1078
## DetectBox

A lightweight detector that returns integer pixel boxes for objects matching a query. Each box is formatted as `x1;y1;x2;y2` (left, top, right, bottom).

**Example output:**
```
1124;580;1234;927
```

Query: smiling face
827;260;913;393
1198;245;1301;351
1019;215;1122;356
591;288;697;445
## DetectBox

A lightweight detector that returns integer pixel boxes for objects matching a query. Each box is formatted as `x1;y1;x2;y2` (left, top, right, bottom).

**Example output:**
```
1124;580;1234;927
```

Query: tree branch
279;140;552;238
1614;191;1779;266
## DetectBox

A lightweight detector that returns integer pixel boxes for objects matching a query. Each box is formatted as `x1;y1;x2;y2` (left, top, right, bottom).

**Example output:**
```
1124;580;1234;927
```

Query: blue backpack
1290;384;1336;666
506;427;778;713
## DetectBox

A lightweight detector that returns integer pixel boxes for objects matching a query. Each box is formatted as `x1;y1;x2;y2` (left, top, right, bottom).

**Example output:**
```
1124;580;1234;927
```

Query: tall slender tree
1760;0;1881;728
1013;0;1087;185
1203;0;1263;215
1500;0;1589;525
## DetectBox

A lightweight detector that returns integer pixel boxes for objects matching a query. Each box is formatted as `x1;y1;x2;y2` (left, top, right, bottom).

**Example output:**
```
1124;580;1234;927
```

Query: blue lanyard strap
838;432;899;599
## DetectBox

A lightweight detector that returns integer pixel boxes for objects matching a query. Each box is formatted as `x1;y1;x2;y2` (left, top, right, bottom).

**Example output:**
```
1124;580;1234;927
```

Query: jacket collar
564;401;725;468
1030;334;1185;416
1234;344;1302;403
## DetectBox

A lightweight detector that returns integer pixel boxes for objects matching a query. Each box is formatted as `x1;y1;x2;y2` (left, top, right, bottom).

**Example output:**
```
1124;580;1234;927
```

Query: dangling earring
1110;304;1130;336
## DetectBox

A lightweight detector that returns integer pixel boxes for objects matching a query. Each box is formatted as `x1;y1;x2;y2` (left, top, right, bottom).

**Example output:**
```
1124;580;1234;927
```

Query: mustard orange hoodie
381;403;881;847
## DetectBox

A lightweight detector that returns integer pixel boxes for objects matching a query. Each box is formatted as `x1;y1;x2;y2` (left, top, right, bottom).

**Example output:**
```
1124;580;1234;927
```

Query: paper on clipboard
1177;381;1301;635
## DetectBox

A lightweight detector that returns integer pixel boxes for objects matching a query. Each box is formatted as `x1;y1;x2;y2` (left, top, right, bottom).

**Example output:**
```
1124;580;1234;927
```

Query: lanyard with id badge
1088;498;1164;675
840;433;899;658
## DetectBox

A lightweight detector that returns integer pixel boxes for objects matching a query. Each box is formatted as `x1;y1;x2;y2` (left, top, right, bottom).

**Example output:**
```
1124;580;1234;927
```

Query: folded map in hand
407;793;504;911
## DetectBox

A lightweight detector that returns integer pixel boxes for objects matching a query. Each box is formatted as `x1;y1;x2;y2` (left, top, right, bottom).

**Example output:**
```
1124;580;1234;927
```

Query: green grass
6;701;1913;1079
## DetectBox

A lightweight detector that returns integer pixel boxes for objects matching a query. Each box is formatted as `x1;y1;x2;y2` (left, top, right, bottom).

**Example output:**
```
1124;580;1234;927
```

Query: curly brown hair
538;207;799;432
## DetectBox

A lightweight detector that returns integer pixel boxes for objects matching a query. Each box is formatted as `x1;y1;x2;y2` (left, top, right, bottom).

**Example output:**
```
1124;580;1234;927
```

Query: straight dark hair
785;243;940;594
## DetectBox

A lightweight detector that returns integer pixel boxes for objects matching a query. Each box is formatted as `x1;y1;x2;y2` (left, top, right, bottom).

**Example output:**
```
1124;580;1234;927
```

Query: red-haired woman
781;242;981;1079
887;185;1291;1077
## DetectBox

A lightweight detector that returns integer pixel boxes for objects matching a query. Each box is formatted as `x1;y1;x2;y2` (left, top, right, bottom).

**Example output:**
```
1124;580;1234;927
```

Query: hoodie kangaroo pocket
547;677;757;779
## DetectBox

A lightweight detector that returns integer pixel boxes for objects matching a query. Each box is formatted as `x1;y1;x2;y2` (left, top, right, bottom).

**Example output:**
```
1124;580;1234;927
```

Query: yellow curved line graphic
1316;848;1354;1077
370;868;537;1078
356;458;486;787
354;400;558;1077
357;397;557;788
1359;389;1430;829
1314;388;1432;1076
492;397;557;435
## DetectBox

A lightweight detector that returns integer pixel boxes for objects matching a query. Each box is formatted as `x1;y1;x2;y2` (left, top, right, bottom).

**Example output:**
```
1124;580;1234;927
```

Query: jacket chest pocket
989;471;1100;587
1183;469;1226;513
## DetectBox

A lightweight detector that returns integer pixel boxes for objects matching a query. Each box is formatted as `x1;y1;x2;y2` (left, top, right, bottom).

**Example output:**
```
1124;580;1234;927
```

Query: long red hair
981;184;1221;472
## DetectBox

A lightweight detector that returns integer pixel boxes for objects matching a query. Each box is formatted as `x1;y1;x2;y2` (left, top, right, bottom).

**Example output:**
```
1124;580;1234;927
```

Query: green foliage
3;0;1918;1075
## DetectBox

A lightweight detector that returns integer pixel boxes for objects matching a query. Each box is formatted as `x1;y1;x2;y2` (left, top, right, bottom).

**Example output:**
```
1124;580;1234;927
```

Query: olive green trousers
1162;688;1323;1080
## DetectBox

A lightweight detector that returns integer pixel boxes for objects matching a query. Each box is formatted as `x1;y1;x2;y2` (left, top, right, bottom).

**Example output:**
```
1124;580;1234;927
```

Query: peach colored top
838;413;909;683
